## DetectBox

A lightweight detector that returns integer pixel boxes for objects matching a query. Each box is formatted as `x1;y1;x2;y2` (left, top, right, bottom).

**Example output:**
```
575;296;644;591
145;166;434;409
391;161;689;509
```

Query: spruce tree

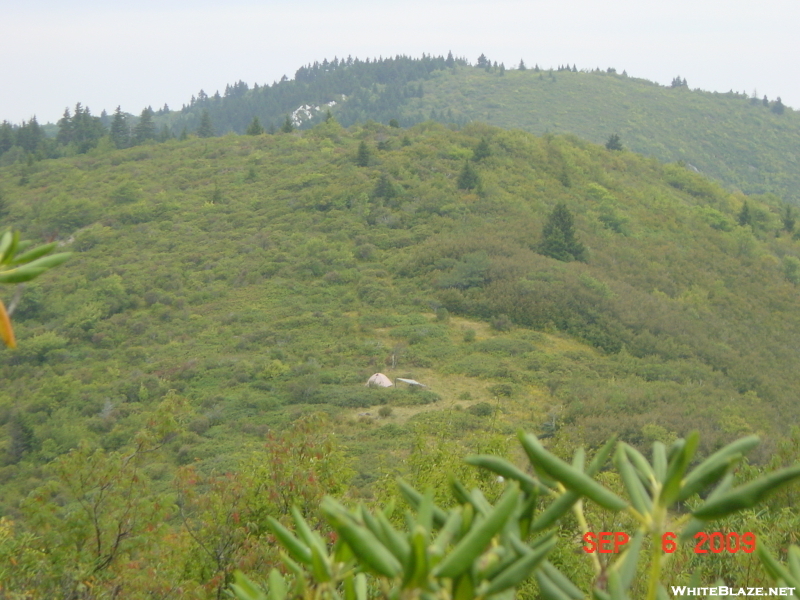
518;59;527;70
132;107;156;145
539;203;586;262
196;110;215;137
457;161;480;190
281;116;294;133
110;106;129;149
738;200;752;227
356;140;370;166
246;116;265;135
56;108;74;146
605;133;623;151
783;204;796;233
472;137;491;161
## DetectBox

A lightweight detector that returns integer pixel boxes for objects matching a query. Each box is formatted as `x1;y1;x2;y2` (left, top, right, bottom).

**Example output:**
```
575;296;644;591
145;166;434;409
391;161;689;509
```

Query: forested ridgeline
3;54;798;204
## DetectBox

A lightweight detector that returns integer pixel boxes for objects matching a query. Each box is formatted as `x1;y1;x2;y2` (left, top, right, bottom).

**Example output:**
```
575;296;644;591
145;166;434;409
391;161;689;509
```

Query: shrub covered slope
1;120;800;510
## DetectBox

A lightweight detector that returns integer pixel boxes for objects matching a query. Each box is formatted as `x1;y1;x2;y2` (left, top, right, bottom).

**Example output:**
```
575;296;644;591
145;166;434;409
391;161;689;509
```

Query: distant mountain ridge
163;57;800;203
1;54;798;202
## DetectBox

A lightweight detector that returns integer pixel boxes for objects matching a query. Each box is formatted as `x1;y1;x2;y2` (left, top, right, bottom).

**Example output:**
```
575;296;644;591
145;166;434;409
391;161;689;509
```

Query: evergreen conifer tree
539;203;586;262
518;59;527;70
457;161;480;190
281;116;294;133
472;138;491;161
783;204;796;233
738;201;753;227
772;97;785;115
132;107;156;145
197;110;215;138
110;106;129;149
356;140;370;166
56;108;74;146
373;174;397;200
605;133;623;151
158;125;172;142
246;117;265;135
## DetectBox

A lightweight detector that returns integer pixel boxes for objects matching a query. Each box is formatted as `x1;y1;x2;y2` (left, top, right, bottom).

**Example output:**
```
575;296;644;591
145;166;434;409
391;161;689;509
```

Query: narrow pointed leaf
432;507;462;553
266;517;312;564
268;569;288;600
0;231;13;263
540;561;584;600
519;432;627;511
0;231;18;265
0;266;48;284
397;478;447;527
291;506;326;556
310;542;332;582
756;545;795;586
10;242;57;265
231;570;268;600
536;571;574;600
678;435;760;501
322;498;402;578
660;432;698;506
530;490;580;533
680;474;733;542
16;252;71;271
355;573;368;600
606;571;628;600
0;299;16;349
375;510;411;565
465;454;547;494
622;443;655;487
479;536;556;596
417;489;434;533
611;530;643;591
433;483;520;578
788;547;800;580
693;465;800;519
615;445;652;515
587;436;617;476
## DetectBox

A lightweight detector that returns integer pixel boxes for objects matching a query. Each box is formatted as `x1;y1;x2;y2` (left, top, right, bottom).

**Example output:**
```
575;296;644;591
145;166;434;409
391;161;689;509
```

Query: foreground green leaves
232;431;800;600
0;228;70;348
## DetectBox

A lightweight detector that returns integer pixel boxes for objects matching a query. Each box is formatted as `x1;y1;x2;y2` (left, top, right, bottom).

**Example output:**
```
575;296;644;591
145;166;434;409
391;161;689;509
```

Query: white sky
1;0;798;124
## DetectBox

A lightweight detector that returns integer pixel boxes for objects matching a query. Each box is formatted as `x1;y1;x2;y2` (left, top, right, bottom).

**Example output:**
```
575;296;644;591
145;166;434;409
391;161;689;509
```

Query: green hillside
5;113;800;598
5;57;797;207
397;66;800;202
2;119;800;510
150;59;800;203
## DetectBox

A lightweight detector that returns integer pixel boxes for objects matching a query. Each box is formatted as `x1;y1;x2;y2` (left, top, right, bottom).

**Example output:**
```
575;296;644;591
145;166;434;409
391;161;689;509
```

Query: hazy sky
2;0;798;124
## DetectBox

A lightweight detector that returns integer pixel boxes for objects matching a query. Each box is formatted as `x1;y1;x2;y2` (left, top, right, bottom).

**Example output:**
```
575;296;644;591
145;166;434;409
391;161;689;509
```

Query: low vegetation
1;117;800;596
